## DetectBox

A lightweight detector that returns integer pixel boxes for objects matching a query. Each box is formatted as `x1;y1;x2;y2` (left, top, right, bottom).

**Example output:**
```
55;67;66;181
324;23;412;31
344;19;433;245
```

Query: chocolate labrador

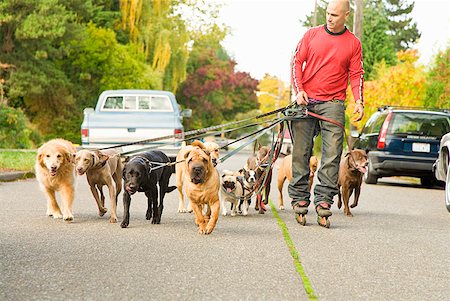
337;149;368;217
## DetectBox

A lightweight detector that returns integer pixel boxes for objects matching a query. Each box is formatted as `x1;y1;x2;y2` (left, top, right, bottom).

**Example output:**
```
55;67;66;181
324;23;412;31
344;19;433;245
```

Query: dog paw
350;204;357;208
63;215;74;222
178;208;187;213
204;226;214;235
51;211;63;219
109;216;118;223
120;221;129;228
242;211;248;216
99;207;108;217
222;211;227;216
345;212;353;217
230;212;236;216
279;205;285;210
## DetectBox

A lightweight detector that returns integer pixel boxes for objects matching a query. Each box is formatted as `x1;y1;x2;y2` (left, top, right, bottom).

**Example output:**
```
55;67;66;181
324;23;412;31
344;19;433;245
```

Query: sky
217;0;450;84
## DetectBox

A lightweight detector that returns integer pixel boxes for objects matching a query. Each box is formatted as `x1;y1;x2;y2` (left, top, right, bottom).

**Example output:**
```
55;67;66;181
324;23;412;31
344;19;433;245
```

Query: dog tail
167;186;177;193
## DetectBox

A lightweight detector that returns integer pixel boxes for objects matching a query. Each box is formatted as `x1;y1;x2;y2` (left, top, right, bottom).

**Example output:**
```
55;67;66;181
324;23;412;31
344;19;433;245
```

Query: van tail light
377;112;393;149
81;128;89;138
174;128;184;139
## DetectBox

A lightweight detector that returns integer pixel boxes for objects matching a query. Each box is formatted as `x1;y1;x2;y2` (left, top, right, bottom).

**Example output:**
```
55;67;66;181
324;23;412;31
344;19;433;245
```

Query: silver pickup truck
81;89;191;152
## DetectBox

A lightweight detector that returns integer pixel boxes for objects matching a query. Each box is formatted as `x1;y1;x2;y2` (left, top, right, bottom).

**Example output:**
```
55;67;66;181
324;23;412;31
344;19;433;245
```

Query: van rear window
390;113;450;138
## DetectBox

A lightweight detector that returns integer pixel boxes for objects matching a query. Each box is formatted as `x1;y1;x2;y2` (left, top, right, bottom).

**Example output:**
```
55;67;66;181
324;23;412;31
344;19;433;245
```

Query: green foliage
424;46;450;108
0;150;37;171
383;0;421;51
0;105;40;149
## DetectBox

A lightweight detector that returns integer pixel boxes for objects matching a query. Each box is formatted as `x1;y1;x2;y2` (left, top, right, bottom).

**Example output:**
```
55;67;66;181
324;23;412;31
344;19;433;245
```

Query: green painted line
269;200;318;301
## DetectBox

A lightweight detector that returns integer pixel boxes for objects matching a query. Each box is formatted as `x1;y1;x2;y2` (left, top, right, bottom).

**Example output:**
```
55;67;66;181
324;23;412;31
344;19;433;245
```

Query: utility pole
349;0;363;148
312;0;318;27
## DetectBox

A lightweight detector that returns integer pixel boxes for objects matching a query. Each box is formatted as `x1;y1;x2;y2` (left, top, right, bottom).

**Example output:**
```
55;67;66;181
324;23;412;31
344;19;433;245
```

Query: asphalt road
1;152;449;300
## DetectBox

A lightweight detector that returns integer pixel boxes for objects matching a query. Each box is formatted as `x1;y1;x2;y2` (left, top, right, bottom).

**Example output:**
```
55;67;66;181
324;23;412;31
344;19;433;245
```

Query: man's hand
296;91;309;106
353;103;364;122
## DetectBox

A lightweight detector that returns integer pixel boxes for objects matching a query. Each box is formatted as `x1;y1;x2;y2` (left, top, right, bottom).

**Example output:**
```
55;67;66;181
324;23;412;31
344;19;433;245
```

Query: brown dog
252;144;273;214
75;149;123;223
35;139;76;221
176;141;220;213
337;149;368;217
183;141;220;234
277;154;318;210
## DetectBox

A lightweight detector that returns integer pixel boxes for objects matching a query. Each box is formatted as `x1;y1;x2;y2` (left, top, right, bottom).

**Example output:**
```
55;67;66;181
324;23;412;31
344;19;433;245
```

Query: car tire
364;157;378;184
446;164;450;212
420;177;433;187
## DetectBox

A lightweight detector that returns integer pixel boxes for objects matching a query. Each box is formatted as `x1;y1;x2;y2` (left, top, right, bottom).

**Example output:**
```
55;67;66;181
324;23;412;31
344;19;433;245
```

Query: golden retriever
183;141;220;234
176;141;220;213
277;154;318;210
75;149;123;223
35;139;77;221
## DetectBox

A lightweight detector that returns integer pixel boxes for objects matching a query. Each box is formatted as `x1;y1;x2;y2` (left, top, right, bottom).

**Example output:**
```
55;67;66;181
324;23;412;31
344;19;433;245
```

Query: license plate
412;142;430;153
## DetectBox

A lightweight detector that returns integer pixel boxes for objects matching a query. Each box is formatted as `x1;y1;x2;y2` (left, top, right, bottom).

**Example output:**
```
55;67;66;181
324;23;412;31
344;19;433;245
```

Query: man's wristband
355;100;364;108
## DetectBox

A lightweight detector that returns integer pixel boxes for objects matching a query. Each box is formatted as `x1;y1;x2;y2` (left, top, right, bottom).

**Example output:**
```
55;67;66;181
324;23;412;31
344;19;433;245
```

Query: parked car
81;90;191;152
352;106;450;186
434;132;450;212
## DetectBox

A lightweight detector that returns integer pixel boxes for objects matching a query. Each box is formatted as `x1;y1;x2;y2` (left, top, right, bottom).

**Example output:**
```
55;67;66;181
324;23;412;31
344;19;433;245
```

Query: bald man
289;0;364;228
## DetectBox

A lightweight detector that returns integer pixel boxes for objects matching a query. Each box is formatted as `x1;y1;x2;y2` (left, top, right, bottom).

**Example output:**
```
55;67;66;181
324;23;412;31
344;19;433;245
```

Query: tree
176;47;259;130
424;46;450;108
384;0;421;51
347;49;427;129
257;74;290;113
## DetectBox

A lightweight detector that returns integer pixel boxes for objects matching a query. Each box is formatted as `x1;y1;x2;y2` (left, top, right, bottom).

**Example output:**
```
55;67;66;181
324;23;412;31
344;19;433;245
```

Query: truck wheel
364;158;377;184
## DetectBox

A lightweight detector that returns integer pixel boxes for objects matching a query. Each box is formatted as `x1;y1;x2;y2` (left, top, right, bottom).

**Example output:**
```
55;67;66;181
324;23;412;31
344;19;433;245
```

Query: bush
0;105;40;149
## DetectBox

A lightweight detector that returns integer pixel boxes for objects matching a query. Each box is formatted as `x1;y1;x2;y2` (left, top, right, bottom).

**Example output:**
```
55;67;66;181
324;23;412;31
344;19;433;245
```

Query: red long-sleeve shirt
291;25;364;103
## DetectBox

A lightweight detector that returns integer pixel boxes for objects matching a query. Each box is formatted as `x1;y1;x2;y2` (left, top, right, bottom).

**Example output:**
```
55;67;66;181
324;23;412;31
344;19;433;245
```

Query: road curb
0;171;35;182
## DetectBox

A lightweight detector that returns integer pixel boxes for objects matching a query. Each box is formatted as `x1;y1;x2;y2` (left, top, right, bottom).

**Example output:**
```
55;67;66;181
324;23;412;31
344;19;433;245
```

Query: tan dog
183;141;220;234
35;139;76;221
277;154;318;210
176;141;220;213
337;149;368;217
75;149;123;223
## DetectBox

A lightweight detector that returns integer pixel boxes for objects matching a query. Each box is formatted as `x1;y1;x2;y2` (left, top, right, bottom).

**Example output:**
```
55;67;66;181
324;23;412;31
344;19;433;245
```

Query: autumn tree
257;74;290;113
347;49;427;129
424;46;450;108
176;47;259;130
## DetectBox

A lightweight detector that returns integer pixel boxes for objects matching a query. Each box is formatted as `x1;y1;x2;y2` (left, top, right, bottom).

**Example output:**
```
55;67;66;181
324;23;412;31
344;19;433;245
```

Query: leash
96;104;293;152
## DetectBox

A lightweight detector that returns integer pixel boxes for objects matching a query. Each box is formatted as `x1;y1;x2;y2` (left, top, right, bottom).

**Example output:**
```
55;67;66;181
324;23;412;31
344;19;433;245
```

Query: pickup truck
81;89;191;153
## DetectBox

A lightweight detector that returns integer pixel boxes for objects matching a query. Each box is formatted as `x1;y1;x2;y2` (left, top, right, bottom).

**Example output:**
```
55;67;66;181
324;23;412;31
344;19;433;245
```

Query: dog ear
92;150;109;168
38;153;46;168
122;167;126;180
65;152;75;164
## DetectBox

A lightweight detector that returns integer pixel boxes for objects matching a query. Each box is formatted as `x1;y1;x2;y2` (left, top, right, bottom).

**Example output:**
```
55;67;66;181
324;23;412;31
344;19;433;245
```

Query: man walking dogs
289;0;364;228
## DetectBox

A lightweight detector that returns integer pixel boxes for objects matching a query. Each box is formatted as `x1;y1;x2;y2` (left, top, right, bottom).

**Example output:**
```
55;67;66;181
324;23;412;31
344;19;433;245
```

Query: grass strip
269;200;318;300
0;150;36;171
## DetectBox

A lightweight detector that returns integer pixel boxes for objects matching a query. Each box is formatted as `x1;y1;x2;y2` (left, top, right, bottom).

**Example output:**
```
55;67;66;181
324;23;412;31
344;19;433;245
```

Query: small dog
337;149;368;217
176;141;221;213
121;150;176;228
220;170;244;216
75;149;123;223
277;154;318;210
183;141;220;234
35;139;76;221
252;144;273;214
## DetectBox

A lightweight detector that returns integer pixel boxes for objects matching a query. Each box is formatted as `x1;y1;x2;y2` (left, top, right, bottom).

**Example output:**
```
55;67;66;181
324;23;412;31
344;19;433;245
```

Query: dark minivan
352;106;450;186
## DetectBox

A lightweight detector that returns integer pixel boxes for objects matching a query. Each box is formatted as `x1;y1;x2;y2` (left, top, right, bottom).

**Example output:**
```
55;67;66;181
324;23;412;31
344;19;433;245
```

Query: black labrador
121;150;176;228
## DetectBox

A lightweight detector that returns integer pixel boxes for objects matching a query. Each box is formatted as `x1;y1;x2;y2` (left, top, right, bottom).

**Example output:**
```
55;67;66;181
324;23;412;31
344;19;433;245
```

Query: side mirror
84;108;94;114
350;130;360;138
181;109;192;118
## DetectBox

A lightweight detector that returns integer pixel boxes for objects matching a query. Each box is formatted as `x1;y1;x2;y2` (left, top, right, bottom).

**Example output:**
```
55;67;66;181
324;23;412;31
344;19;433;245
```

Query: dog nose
194;166;203;173
212;158;217;166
